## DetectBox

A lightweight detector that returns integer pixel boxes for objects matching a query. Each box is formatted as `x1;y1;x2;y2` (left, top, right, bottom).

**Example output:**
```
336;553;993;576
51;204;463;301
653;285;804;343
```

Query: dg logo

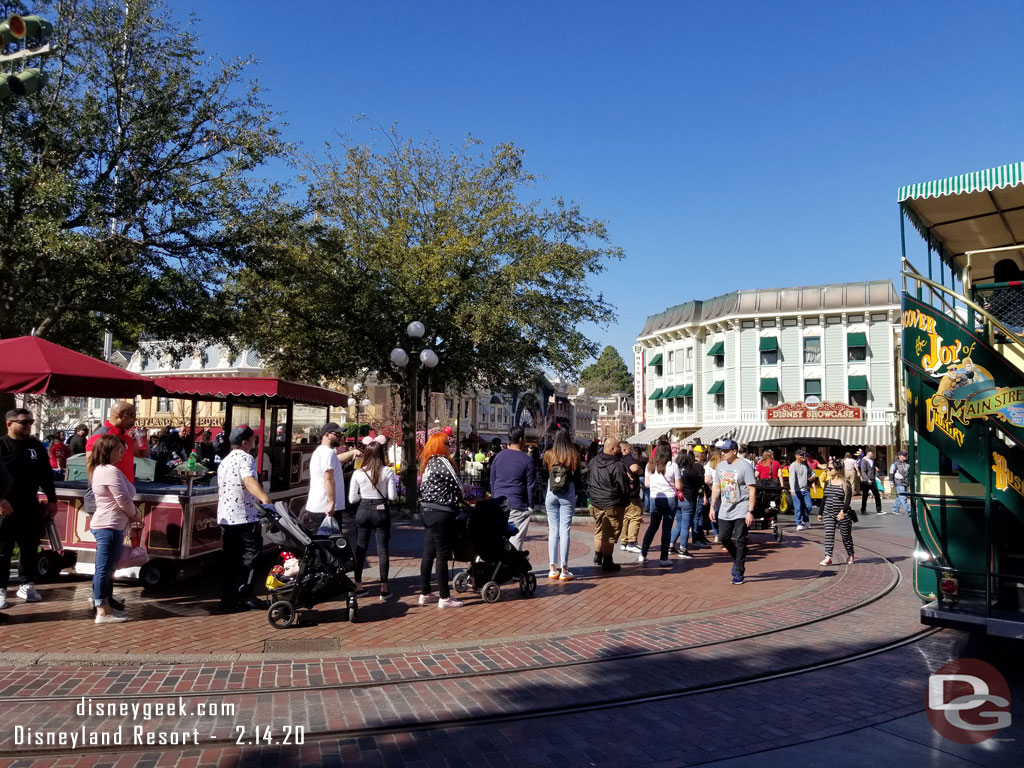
927;658;1011;744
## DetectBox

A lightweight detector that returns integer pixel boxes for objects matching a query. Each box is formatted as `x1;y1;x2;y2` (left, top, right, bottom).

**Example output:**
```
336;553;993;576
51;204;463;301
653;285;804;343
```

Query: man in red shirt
85;401;149;483
48;434;71;473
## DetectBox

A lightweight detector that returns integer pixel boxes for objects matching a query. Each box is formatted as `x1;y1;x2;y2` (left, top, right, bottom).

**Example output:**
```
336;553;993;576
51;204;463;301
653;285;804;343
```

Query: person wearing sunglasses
817;460;856;566
0;409;58;608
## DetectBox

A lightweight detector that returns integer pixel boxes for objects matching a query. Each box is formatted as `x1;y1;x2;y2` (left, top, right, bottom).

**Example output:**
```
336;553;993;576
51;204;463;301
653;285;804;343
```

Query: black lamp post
391;322;439;514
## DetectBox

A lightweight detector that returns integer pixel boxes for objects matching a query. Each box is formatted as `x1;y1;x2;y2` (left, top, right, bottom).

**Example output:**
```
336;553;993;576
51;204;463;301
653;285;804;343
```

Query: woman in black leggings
348;440;397;600
418;433;465;608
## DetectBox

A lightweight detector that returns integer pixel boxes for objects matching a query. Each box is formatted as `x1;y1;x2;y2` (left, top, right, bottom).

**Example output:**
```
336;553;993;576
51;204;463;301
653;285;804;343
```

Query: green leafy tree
0;0;288;353
578;345;633;395
231;127;622;508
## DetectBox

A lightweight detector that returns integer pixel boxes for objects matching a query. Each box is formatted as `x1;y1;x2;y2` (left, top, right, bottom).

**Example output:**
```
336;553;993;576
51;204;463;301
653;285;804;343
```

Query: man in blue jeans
889;450;912;516
788;450;813;531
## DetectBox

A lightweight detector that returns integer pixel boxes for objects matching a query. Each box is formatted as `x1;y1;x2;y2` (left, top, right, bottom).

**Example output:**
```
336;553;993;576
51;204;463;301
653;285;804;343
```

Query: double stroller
259;502;359;628
750;480;786;543
449;497;536;602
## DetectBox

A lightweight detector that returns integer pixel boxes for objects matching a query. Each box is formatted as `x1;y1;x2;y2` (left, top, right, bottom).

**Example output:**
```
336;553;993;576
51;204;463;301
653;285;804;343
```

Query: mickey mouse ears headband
361;435;387;446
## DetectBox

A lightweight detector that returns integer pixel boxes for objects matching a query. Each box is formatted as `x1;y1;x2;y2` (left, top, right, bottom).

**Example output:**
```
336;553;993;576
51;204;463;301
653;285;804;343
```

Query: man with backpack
618;441;645;554
859;449;882;515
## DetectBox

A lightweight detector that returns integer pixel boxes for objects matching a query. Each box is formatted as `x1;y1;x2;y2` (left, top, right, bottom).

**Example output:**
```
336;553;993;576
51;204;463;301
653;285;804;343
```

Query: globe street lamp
391;321;439;513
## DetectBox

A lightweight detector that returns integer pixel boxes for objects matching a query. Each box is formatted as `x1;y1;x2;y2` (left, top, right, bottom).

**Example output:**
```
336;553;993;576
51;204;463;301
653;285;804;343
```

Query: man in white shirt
305;423;361;534
216;425;271;612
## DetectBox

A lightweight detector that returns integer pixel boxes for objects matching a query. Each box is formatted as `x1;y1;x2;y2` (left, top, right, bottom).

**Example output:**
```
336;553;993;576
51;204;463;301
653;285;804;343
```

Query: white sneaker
418;593;438;605
637;554;646;564
438;597;464;608
619;543;627;551
877;510;889;516
819;556;833;566
95;613;130;624
17;584;41;602
796;525;805;531
0;590;8;610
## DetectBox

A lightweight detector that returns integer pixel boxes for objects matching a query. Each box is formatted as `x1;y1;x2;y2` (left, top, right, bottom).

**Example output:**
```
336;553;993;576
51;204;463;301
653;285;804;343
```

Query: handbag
116;521;148;568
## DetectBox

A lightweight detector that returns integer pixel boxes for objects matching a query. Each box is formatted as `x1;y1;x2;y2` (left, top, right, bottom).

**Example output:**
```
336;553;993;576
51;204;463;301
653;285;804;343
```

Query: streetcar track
0;539;905;706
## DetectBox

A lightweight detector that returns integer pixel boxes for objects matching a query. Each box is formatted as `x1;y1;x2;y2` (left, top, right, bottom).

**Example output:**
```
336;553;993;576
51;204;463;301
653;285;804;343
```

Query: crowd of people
0;401;914;622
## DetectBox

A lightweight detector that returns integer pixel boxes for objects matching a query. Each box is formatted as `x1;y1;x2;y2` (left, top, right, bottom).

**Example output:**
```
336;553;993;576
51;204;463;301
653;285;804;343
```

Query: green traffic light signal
6;68;47;96
0;77;11;102
5;14;53;41
0;20;18;47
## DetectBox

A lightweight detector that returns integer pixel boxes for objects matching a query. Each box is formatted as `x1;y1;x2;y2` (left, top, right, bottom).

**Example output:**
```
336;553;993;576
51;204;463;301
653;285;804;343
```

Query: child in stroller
450;496;536;603
260;502;359;627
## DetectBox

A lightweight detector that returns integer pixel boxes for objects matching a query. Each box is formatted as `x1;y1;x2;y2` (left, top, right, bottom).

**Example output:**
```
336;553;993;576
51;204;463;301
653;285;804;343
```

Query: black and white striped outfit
821;481;854;559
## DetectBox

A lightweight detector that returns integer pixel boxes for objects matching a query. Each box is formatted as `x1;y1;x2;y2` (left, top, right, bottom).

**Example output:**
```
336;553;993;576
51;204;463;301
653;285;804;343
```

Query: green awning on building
847;332;867;348
678;384;693;397
647;353;663;366
663;385;681;398
759;378;779;393
707;380;725;395
849;375;869;391
758;337;778;352
707;341;725;356
649;387;664;400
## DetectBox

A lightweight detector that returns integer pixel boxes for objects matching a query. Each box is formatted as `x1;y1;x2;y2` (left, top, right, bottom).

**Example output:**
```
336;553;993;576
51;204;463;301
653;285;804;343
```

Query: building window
667;350;675;373
217;400;225;412
761;392;779;408
848;313;864;322
804;379;822;399
157;398;173;413
783;318;798;327
761;319;776;328
805;316;820;325
803;336;821;363
848;345;867;361
825;315;842;325
741;320;755;329
445;398;454;416
871;312;888;322
685;347;693;372
850;390;868;407
683;396;693;412
714;394;725;411
465;401;470;418
760;348;778;365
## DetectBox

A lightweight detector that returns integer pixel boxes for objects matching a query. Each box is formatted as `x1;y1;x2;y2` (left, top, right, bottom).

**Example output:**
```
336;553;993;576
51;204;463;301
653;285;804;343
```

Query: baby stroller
450;497;536;603
751;480;785;543
259;502;359;628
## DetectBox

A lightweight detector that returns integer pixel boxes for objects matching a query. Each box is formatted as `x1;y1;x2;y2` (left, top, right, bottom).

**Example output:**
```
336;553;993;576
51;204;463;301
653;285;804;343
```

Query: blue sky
182;1;1023;374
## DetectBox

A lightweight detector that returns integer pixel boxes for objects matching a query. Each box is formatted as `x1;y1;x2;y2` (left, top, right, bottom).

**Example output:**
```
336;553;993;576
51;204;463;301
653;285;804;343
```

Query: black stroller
259;502;359;627
450;497;536;603
751;480;785;543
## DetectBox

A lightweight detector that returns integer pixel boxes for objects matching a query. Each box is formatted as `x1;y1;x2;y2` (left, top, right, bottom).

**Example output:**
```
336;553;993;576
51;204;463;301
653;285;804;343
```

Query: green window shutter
647;353;663;366
759;377;779;393
848;375;869;391
846;332;867;348
707;380;725;395
758;337;779;352
706;341;725;356
649;387;664;400
679;384;693;397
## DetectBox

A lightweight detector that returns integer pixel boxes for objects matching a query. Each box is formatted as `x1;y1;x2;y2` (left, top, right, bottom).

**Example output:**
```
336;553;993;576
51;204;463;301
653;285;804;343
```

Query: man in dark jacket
0;408;57;608
587;437;631;572
67;424;89;456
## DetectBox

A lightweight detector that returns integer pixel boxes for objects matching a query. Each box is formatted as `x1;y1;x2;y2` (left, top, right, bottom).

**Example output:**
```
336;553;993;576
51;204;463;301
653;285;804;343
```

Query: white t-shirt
216;449;260;525
306;444;345;513
348;466;398;503
646;461;681;499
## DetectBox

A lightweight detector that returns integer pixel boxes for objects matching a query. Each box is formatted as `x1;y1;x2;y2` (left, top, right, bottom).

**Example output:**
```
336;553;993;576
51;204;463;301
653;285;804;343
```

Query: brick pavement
0;516;960;767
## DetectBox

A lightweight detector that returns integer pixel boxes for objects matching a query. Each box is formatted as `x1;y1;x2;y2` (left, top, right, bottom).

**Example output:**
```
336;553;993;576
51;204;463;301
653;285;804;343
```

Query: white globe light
390;348;410;367
420;348;439;368
353;382;364;393
407;321;425;339
361;398;371;408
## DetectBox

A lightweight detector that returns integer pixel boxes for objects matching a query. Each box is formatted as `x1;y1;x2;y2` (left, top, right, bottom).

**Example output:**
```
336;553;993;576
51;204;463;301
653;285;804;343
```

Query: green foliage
0;0;288;353
342;422;370;439
232;127;622;393
578;345;633;395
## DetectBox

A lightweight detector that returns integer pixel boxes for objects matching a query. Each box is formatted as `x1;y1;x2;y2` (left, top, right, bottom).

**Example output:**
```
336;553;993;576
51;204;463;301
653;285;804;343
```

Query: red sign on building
765;401;864;423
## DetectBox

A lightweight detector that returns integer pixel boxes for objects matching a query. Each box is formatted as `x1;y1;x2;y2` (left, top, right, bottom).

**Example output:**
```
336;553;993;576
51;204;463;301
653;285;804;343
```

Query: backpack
549;463;571;493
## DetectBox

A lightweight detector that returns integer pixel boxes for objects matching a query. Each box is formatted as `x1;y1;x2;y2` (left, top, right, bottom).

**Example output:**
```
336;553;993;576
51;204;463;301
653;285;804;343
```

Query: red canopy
0;336;154;397
153;376;349;407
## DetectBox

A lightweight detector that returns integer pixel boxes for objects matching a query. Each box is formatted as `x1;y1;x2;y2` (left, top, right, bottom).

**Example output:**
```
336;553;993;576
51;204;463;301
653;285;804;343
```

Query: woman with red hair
417;433;465;608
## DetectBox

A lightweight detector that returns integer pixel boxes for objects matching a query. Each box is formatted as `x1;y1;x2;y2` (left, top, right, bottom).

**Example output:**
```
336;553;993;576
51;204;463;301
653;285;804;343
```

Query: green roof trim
678;383;693;397
849;375;869;391
759;377;779;393
647;353;663;367
707;341;725;356
898;162;1024;203
649;387;664;400
707;380;725;395
847;331;867;347
758;337;778;352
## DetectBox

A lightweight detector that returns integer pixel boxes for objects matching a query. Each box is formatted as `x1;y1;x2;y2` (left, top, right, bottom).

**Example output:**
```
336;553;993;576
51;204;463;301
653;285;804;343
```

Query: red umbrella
0;336;154;397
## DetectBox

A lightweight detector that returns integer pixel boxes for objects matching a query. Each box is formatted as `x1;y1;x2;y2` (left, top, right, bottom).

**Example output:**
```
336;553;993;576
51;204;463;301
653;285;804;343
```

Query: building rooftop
639;280;899;337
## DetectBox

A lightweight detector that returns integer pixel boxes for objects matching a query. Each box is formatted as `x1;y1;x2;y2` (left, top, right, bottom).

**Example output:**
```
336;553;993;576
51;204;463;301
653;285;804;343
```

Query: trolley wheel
453;570;472;594
522;573;537;596
139;561;169;589
481;581;501;603
267;600;296;629
36;551;61;581
347;595;359;623
774;526;784;543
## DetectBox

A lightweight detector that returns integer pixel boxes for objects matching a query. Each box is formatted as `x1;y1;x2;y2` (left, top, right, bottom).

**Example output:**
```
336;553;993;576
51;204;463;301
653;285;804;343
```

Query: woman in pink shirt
87;434;143;623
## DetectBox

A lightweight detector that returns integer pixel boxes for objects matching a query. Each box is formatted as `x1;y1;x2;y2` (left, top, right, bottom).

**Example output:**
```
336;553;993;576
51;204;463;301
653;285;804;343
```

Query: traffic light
1;14;54;103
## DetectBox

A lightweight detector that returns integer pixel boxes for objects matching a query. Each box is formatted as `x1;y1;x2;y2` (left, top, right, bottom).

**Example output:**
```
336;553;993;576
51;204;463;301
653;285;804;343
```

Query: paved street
0;513;1019;767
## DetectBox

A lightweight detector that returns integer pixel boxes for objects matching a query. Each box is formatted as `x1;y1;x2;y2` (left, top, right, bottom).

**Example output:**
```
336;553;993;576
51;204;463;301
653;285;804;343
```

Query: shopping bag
116;544;149;569
316;513;341;536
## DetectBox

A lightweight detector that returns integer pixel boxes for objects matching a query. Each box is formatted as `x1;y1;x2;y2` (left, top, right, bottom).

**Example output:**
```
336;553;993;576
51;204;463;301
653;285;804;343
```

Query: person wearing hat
889;450;912;516
216;425;272;611
305;423;362;537
709;439;756;585
788;450;813;531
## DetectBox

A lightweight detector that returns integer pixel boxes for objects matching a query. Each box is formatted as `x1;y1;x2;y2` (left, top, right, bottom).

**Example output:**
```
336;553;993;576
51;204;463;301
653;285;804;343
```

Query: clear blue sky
182;0;1023;374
